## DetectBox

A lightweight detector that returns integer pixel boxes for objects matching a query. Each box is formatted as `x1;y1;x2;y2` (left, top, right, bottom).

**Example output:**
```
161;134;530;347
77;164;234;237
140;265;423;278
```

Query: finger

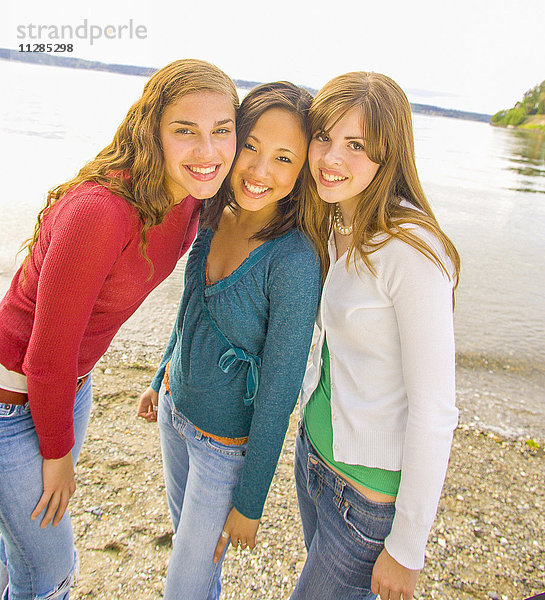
370;574;379;595
40;492;61;528
140;408;157;422
52;489;70;527
137;405;152;418
247;535;256;550
31;491;52;521
379;587;391;600
213;531;229;563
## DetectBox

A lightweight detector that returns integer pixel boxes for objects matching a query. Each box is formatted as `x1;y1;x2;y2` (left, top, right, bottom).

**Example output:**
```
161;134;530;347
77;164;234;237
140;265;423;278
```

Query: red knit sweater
0;182;201;459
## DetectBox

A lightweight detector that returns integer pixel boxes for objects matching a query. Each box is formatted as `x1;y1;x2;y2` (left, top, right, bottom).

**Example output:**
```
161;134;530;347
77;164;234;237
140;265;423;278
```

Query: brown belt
0;375;90;406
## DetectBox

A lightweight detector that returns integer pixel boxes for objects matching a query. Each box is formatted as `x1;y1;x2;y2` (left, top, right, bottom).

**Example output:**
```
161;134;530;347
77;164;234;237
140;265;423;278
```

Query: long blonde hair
22;59;239;264
299;71;460;287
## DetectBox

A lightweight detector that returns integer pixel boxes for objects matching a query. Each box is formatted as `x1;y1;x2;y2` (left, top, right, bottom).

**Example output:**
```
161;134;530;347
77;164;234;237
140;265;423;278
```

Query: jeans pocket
166;396;188;439
306;455;325;503
340;500;393;552
0;403;31;418
204;436;247;457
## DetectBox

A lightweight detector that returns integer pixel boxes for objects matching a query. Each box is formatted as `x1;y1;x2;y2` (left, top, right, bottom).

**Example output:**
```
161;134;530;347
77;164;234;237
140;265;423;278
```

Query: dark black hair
201;81;313;239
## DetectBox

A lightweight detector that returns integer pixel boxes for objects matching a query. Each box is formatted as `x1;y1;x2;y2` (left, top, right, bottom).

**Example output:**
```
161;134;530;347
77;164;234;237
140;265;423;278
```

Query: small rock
84;506;104;519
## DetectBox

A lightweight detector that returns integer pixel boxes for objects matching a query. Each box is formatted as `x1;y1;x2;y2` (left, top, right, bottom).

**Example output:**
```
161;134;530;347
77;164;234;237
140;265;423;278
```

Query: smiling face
230;107;308;218
159;91;237;202
308;106;381;213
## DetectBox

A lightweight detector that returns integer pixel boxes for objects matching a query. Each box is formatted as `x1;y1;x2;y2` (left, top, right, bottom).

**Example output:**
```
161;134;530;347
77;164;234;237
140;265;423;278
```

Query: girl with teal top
137;82;321;600
292;72;461;600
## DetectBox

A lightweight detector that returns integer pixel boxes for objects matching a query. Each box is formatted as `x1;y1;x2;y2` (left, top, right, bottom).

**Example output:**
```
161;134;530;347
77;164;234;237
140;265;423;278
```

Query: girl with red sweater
0;59;238;600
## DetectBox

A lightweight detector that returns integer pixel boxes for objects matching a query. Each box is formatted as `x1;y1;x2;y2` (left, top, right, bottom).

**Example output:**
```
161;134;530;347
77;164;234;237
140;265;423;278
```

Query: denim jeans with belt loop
0;375;93;600
291;420;396;600
158;385;248;600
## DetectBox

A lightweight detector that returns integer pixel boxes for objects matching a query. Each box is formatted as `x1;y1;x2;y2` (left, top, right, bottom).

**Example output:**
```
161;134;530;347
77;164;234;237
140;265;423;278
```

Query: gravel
67;350;545;599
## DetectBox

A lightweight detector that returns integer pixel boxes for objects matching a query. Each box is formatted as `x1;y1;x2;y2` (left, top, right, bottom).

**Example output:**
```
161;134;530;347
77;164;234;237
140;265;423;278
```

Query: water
1;61;544;435
415;118;545;367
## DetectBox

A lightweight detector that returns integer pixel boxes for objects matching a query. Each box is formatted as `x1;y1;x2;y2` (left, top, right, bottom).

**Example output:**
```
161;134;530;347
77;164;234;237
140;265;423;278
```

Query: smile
242;179;271;197
320;169;348;183
185;164;220;181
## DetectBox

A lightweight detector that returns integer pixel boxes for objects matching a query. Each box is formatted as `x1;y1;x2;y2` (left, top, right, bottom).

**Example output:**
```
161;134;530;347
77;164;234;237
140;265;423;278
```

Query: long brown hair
299;71;460;287
202;81;312;240
22;59;239;264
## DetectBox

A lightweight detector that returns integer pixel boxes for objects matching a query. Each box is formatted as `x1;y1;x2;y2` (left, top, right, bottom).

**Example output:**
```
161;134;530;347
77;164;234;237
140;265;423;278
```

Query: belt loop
334;478;346;509
194;428;203;441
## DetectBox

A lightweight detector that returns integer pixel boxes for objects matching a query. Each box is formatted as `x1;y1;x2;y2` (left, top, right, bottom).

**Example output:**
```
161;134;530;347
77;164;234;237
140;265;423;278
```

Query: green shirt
304;338;401;496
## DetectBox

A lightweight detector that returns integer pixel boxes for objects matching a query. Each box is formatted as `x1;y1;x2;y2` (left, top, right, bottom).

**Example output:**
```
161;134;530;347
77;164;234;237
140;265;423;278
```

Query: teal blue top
152;227;321;519
304;338;401;496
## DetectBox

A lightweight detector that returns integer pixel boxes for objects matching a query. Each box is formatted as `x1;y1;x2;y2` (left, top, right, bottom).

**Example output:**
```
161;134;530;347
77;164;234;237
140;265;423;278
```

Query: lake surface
1;60;544;434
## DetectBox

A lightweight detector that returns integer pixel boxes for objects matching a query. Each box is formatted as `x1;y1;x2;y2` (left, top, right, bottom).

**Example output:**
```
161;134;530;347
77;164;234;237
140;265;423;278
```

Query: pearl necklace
333;203;353;236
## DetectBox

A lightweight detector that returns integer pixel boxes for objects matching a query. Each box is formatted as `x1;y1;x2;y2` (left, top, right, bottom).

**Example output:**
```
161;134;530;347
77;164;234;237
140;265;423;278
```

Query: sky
3;0;544;115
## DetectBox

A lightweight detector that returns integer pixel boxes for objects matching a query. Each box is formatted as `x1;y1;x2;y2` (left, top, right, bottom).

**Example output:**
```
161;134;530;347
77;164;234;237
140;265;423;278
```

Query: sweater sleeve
378;233;458;569
151;313;180;392
232;238;321;519
23;192;129;459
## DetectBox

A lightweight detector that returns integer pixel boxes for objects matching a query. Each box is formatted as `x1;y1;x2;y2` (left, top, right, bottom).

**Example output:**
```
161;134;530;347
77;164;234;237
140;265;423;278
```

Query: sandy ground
67;349;544;600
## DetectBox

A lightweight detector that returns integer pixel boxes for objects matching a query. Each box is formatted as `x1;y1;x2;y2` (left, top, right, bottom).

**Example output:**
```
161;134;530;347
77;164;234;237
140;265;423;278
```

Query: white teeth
321;170;347;182
188;165;217;174
243;180;270;194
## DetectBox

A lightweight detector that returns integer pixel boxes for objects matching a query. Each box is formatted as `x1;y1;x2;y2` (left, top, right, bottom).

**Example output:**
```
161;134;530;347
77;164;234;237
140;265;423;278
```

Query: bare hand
371;549;420;600
31;452;75;528
137;387;159;423
213;507;260;563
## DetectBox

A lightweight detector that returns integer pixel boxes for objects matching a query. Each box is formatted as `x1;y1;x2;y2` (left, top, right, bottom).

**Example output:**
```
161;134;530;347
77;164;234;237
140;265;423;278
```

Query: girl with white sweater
292;71;461;600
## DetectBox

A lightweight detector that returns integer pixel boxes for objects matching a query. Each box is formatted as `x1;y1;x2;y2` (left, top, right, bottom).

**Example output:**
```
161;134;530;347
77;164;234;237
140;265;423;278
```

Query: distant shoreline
491;115;545;133
1;47;492;123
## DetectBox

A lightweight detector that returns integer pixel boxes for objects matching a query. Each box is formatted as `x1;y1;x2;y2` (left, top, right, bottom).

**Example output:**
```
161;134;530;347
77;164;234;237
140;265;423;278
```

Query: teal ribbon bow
218;347;262;406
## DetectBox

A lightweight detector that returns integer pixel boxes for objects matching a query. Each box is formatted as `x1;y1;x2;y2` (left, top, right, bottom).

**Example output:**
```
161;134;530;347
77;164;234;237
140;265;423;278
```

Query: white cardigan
300;226;459;570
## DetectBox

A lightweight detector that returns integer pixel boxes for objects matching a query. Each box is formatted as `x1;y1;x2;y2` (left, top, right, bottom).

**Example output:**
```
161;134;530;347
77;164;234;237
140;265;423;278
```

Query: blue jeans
291;421;396;600
0;375;93;600
158;386;248;600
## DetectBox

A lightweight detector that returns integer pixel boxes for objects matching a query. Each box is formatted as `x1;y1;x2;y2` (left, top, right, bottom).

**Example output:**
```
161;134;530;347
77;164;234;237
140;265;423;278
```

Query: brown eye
314;131;329;142
348;141;364;151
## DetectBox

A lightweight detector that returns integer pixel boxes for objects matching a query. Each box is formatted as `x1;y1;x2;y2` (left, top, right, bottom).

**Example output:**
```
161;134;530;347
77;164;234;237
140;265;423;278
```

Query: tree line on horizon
491;80;545;129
